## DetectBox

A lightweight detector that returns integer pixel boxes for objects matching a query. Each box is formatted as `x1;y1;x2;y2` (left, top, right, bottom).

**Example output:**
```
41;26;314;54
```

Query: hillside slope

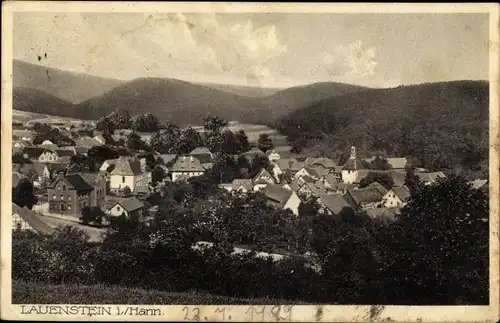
13;59;125;103
277;80;489;173
13;87;75;116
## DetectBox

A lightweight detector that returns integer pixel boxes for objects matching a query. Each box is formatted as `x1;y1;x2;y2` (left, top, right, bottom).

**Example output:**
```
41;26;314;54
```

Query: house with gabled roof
47;174;95;216
318;194;353;216
294;166;320;181
170;155;205;182
415;171;447;185
266;146;292;162
190;147;213;157
252;168;276;191
107;196;145;219
344;186;385;211
382;185;411;208
220;179;254;193
109;156;151;194
263;184;301;215
187;153;213;170
12;203;55;235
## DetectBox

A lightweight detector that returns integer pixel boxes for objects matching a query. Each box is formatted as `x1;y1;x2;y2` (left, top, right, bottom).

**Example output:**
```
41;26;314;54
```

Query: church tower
341;146;359;184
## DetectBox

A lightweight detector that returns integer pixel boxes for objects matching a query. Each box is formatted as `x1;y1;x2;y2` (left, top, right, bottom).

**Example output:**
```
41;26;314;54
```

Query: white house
38;149;60;163
109;156;151;194
170;156;205;182
99;159;118;173
263;184;301;216
252;168;276;191
382;186;411;208
220;179;254;193
294;166;320;181
107;197;145;219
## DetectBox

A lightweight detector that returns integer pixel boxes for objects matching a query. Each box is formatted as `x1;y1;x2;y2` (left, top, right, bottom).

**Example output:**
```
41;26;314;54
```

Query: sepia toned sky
13;12;489;88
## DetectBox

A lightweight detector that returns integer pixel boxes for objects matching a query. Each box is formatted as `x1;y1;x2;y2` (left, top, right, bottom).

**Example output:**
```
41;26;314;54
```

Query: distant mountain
12;60;369;125
197;82;281;97
13;87;75;116
13;59;125;103
277;80;489;175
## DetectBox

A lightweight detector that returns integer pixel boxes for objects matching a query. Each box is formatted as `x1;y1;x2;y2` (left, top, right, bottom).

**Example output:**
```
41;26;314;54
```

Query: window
68;196;72;201
63;185;66;190
68;205;71;210
122;176;125;183
117;206;121;211
52;194;56;200
60;195;64;200
57;186;61;191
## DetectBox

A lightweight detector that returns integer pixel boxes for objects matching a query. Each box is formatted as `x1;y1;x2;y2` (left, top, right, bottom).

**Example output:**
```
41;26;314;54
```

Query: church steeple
350;146;356;159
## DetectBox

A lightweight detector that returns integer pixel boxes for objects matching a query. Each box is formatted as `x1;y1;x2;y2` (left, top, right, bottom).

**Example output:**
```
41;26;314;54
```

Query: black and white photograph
1;2;499;322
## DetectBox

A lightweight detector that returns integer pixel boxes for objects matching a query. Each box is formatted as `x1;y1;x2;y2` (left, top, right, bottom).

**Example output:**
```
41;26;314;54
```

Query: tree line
13;175;489;304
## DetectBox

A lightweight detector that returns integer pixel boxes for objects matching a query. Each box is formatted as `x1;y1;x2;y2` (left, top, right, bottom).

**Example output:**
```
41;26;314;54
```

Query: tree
150;127;180;154
132;113;161;132
208;153;239;183
235;130;250;153
257;133;274;152
109;109;133;129
152;166;167;187
381;175;489;304
175;127;204;154
80;206;106;226
359;172;395;190
68;154;92;173
122;186;132;197
32;122;52;134
250;155;272;177
126;132;149;151
203;116;228;133
12;178;38;210
221;130;240;155
13;152;31;165
370;157;390;170
96;117;115;133
33;128;75;146
404;166;420;193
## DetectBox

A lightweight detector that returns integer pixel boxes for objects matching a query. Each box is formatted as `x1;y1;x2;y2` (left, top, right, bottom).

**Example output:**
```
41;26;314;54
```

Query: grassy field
12;281;307;305
12;109;91;124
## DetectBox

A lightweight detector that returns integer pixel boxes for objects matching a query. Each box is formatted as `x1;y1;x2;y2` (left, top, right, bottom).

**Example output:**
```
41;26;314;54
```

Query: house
382;186;411;208
190;147;213;158
72;146;90;156
263;184;301;216
297;181;327;199
328;182;358;195
47;174;95;216
220;179;254;193
109;156;151;194
294;166;320;181
12;203;55;235
13;140;31;149
344;186;385;211
81;173;107;208
275;158;305;174
252;168;276;191
13;130;35;142
22;147;46;161
341;146;364;184
415;171;447;185
37;149;60;163
170;155;205;182
469;179;488;192
107;197;145;219
318;194;353;216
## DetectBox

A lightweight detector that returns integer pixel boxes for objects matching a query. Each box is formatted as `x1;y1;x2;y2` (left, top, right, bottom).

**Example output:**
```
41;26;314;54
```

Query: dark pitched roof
158;154;177;165
264;184;293;208
116;197;144;212
342;157;364;171
391;186;411;201
320;194;352;215
12;203;55;235
347;187;384;206
369;182;389;195
23;147;46;158
52;174;93;192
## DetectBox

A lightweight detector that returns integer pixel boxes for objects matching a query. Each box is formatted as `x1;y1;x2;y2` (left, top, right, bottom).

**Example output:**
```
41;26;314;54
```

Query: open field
192;121;288;145
12;280;307;305
13;109;92;125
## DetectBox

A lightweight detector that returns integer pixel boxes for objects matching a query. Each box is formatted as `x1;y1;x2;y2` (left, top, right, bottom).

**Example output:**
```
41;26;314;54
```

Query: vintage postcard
1;1;499;322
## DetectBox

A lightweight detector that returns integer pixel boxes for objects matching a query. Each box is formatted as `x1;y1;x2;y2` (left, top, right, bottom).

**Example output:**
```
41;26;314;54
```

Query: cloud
323;40;378;77
164;13;287;84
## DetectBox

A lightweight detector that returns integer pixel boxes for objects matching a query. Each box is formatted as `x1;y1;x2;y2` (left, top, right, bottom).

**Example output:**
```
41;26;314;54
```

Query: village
12;116;489;248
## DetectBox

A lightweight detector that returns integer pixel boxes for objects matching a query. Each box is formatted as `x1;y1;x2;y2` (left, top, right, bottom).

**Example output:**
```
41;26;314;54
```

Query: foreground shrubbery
12;280;307;305
12;176;489;305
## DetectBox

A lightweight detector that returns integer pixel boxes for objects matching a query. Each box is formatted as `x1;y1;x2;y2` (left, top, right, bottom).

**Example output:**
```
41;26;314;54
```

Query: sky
13;12;489;88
